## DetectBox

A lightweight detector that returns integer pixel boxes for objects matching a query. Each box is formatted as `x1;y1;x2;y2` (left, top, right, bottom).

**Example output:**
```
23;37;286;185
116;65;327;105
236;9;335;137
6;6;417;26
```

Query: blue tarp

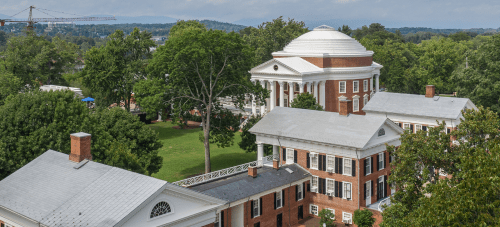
81;97;94;102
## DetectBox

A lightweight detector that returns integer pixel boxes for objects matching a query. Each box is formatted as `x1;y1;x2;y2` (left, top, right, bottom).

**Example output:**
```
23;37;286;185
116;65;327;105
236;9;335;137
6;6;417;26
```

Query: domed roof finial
313;25;335;31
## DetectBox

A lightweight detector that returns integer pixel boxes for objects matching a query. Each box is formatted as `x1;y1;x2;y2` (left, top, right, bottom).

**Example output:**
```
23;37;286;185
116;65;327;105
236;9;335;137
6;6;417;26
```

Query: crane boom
0;6;116;29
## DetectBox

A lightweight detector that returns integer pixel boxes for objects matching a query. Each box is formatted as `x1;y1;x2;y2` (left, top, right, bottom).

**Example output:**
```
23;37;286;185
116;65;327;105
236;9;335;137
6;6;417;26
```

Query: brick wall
281;147;361;223
359;150;392;207
244;183;310;227
273;56;373;68
325;79;372;114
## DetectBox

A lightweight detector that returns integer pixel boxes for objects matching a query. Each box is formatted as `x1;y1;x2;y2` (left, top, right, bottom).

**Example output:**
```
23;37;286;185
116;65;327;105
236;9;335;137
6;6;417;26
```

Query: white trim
310;152;319;170
342;212;353;224
286;148;295;164
378;152;385;171
343;158;352;176
311;175;319;193
147;195;175;221
276;190;283;209
353;98;359;112
326;178;335;196
353;81;359;93
326;155;335;173
253;198;260;217
363;79;368;92
297;183;304;201
339;81;346;93
365;157;371;175
342;182;352;200
310;204;319;215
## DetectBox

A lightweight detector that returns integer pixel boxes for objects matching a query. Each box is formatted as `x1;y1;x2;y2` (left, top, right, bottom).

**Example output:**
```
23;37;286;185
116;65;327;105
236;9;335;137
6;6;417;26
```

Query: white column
279;81;285;107
313;81;318;103
273;145;279;160
252;95;257;116
270;81;276;111
308;82;313;94
289;82;295;105
370;76;374;92
375;74;380;93
320;81;326;108
260;82;266;115
257;143;264;166
299;82;304;93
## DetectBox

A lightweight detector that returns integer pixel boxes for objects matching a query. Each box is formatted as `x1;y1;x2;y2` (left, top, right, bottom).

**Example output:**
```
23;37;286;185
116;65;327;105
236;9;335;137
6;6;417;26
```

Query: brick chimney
338;96;352;116
273;159;279;170
248;166;258;178
69;132;92;163
425;85;435;98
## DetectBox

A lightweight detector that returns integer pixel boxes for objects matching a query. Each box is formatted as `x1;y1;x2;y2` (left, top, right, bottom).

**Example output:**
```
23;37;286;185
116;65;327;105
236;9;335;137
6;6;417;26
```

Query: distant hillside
0;20;248;37
386;27;500;35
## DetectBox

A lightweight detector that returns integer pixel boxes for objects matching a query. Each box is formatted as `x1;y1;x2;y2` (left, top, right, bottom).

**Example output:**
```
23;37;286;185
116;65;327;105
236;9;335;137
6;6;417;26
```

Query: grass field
149;121;257;182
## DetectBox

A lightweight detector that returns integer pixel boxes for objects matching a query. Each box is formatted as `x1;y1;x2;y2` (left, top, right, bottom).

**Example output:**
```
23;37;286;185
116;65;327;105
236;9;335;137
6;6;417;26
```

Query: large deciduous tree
243;16;309;65
453;34;500;114
2;31;79;87
135;21;263;173
0;90;162;180
238;115;272;155
81;28;156;110
381;107;500;226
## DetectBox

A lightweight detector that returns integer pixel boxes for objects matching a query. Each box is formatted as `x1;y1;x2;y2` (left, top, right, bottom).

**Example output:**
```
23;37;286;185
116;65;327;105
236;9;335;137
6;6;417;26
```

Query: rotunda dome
273;25;374;57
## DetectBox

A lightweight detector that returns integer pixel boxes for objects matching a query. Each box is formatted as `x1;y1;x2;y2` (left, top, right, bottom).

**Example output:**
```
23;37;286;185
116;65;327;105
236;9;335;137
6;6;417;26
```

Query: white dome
273;25;374;57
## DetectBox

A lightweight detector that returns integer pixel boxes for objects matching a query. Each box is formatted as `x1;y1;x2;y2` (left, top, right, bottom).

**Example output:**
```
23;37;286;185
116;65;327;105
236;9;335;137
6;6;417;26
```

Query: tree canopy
382;107;500;226
80;28;156;110
290;92;324;111
0;90;163;180
135;20;263;173
353;209;375;227
238;115;272;155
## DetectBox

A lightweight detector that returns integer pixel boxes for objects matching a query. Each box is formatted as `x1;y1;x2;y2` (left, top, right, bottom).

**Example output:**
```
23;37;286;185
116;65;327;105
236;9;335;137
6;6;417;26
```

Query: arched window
378;128;385;137
150;201;172;218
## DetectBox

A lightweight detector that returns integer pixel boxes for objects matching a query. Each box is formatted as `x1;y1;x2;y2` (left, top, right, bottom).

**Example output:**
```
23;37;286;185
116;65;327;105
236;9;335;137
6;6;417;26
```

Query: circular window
150;201;172;218
273;65;279;71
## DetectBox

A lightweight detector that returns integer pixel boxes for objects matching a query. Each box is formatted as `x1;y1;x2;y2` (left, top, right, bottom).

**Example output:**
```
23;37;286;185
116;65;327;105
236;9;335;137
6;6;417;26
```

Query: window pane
340;82;346;93
354;81;359;92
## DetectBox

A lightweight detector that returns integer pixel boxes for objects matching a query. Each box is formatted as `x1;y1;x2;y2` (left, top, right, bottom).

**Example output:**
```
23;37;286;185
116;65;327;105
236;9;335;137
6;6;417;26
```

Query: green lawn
149;121;257;182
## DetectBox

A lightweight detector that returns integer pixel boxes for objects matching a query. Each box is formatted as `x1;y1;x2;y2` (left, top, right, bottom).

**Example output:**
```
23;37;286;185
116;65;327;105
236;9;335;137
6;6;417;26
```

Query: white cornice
272;52;374;58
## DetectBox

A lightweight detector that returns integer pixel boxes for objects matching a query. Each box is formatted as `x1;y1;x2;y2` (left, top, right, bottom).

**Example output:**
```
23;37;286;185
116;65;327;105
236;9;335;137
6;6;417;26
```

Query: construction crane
0;6;115;30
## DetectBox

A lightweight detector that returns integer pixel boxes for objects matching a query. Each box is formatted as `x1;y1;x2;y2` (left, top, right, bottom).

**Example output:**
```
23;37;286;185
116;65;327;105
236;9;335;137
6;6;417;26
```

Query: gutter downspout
356;149;360;211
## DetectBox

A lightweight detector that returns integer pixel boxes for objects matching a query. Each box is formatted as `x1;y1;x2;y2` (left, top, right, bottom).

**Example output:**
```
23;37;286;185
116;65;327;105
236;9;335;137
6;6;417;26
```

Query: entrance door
231;204;244;227
277;213;283;227
298;205;303;220
377;177;384;200
365;181;371;206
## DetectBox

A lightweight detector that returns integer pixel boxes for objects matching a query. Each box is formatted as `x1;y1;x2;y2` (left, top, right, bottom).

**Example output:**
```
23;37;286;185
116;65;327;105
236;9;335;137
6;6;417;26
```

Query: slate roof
248;107;391;149
190;164;310;203
363;92;476;119
0;150;167;227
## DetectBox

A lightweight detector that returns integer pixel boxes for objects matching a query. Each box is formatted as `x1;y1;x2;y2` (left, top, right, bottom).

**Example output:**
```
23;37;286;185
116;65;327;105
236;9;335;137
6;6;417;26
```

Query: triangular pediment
362;119;404;150
250;58;301;75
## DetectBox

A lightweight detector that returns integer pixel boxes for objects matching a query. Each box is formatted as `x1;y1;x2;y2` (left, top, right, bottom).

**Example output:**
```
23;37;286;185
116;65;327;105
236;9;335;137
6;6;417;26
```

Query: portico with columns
249;25;383;115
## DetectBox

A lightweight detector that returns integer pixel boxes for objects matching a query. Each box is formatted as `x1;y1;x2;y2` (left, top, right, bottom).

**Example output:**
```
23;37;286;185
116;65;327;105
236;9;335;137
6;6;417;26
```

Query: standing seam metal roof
0;150;167;227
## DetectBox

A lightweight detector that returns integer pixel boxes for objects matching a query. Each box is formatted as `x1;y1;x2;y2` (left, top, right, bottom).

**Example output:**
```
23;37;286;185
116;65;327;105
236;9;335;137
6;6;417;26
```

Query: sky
0;0;499;29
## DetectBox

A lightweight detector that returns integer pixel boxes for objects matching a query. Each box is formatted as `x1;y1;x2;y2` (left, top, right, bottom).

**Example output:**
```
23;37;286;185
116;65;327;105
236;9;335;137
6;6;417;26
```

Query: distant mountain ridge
385;27;500;35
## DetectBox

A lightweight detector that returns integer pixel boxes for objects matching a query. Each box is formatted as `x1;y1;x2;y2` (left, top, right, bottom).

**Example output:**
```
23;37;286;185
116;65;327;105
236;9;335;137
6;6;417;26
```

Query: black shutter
376;154;379;171
339;159;343;174
274;192;277;210
385;175;388;197
318;178;323;194
352;160;356;177
383;153;386;169
389;154;392;163
364;182;367;200
250;200;254;218
422;126;427;131
398;123;402;127
323;179;327;195
323;155;327;171
295;185;299;201
371;157;374;173
302;182;306;199
221;211;224;227
334;181;338;197
319;155;323;171
306;153;310;168
335;157;339;173
339;182;343;198
283;148;286;161
410;124;414;133
259;198;263;216
282;190;285;207
376;180;379;200
307;183;310;192
364;159;367;176
294;150;297;163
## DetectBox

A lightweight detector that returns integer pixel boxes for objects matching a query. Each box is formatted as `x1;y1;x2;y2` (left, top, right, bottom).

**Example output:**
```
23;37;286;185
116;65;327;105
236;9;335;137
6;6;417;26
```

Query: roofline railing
172;155;274;187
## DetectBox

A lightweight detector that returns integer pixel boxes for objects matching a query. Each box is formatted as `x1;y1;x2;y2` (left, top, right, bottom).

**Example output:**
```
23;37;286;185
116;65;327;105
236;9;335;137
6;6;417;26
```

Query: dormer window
378;128;385;137
150;201;172;218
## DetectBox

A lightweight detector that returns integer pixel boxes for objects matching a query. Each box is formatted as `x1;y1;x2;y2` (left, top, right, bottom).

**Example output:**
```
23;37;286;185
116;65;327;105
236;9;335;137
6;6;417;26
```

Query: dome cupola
273;25;374;58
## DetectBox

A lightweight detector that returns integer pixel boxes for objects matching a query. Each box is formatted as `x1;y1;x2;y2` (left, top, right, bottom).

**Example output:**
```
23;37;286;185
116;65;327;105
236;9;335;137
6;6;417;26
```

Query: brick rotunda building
249;25;383;115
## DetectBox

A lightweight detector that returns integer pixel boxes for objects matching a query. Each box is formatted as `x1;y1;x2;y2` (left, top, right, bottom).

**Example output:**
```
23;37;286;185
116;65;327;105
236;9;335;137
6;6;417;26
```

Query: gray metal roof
363;92;475;119
248;107;389;149
0;150;166;227
190;164;310;203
